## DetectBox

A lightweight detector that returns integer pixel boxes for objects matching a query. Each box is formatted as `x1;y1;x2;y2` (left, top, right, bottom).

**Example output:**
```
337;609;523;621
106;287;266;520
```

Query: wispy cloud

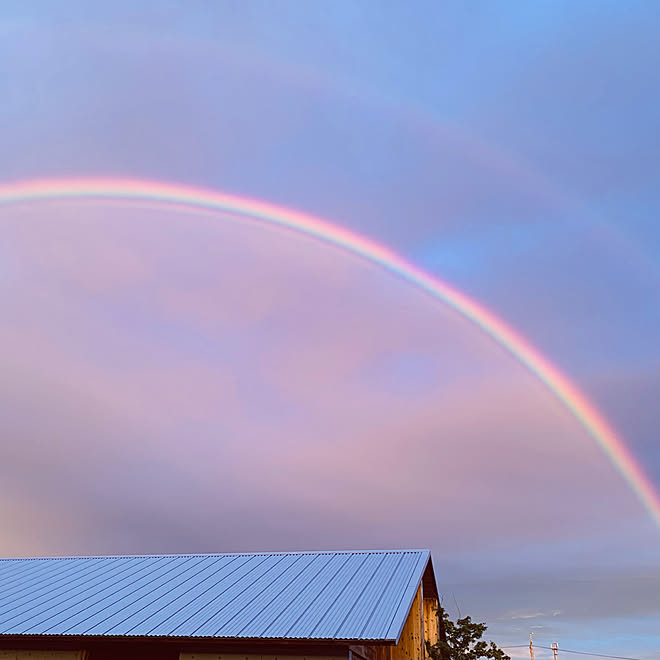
509;611;562;620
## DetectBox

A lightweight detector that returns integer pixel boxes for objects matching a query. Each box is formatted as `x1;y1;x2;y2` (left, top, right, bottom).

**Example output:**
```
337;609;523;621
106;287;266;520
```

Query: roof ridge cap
0;549;431;561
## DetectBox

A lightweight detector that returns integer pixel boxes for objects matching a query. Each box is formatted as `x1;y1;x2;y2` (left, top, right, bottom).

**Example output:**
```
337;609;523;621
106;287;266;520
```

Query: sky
1;1;659;658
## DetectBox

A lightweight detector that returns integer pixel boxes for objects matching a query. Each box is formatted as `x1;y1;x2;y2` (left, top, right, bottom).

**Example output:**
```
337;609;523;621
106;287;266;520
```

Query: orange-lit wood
371;645;391;660
389;585;424;660
423;596;440;655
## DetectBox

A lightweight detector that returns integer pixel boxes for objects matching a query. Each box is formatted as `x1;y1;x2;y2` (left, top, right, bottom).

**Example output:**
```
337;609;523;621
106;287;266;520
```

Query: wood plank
372;645;391;660
0;653;85;660
423;597;440;653
180;655;347;660
349;646;377;660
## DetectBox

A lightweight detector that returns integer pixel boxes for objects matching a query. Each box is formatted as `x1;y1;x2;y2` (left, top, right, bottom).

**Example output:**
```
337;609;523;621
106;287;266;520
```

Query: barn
0;549;441;660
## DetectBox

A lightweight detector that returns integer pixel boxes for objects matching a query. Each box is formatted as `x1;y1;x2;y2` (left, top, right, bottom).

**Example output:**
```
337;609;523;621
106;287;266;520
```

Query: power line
500;644;643;660
534;645;644;660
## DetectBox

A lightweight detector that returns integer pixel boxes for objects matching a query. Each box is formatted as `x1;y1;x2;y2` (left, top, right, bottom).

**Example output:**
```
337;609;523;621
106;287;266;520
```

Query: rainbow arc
1;177;659;527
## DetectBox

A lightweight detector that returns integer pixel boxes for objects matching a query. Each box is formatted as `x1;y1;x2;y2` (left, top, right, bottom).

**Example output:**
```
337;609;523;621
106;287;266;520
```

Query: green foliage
426;606;510;660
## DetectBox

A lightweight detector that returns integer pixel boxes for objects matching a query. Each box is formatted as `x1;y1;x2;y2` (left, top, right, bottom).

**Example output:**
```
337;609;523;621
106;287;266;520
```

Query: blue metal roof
0;550;432;642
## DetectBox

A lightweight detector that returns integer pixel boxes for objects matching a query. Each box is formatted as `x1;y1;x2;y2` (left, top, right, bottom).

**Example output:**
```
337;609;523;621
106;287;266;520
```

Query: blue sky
1;2;659;658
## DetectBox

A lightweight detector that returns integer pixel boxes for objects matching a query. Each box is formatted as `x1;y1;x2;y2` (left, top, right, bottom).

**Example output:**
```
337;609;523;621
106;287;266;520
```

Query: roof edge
0;633;399;643
387;551;432;644
0;549;432;562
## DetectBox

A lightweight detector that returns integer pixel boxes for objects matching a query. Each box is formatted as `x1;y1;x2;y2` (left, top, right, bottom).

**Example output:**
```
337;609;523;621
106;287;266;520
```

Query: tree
426;606;510;660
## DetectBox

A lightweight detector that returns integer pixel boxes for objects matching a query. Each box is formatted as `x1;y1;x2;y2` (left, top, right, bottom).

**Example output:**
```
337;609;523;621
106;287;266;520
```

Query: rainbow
1;177;659;527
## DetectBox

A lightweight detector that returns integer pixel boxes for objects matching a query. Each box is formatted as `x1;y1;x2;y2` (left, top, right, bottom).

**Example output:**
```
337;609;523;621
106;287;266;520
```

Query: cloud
509;611;561;620
0;199;648;563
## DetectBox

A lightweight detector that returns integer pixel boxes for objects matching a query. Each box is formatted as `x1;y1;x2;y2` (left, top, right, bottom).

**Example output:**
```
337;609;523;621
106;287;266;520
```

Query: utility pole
551;642;558;660
529;633;534;660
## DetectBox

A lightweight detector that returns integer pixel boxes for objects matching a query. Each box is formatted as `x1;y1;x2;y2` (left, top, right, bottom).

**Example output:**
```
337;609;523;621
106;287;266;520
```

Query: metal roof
0;550;433;642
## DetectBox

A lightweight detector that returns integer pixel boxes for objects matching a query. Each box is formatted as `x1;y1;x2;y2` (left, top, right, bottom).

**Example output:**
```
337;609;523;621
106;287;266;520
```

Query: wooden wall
390;586;423;659
423;594;440;652
0;642;348;660
0;654;85;660
180;655;347;660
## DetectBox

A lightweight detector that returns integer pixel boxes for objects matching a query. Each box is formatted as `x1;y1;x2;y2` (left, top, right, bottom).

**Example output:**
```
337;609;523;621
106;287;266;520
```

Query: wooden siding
422;596;440;655
372;646;391;660
390;585;424;660
0;654;85;660
0;642;350;660
181;656;346;660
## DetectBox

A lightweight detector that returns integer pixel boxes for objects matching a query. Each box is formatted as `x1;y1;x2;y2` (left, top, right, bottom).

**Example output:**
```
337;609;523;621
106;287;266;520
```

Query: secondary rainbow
2;177;659;527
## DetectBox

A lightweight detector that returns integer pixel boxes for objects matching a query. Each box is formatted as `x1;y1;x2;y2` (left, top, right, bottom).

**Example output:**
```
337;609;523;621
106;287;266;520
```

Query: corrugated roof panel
17;557;181;635
259;552;351;638
285;552;369;639
360;551;424;640
239;553;333;638
0;558;53;592
0;558;138;627
53;557;196;635
308;552;385;639
0;550;434;641
1;557;155;633
169;554;284;636
334;551;403;639
194;554;303;636
0;557;102;608
0;559;89;616
145;555;259;636
83;556;211;634
109;556;228;635
214;553;319;638
0;558;45;582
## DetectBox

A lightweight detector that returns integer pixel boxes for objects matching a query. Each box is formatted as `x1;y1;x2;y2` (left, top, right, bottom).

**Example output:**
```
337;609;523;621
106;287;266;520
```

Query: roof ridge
0;549;430;562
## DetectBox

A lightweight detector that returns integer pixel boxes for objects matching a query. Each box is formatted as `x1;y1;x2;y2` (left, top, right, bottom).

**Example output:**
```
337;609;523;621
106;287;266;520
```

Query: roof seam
234;553;319;637
332;552;387;638
0;557;103;618
190;555;289;636
256;552;334;637
166;555;271;636
282;552;350;637
211;554;311;636
57;556;190;635
87;555;211;635
358;549;406;638
307;552;370;638
0;560;106;627
123;555;233;635
3;556;156;633
144;554;253;636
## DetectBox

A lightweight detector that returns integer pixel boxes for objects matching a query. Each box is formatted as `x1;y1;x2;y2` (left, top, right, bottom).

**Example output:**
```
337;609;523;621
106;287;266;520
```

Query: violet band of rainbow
2;177;659;528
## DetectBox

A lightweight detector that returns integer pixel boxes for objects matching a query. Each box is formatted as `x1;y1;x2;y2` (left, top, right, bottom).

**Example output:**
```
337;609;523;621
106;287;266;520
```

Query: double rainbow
1;177;658;527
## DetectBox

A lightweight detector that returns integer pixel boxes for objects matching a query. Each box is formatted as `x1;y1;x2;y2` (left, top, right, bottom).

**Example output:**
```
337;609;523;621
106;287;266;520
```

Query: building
0;549;441;660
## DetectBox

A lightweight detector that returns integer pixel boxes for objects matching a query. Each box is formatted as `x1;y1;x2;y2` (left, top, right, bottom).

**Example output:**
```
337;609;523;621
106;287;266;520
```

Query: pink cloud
0;199;644;559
